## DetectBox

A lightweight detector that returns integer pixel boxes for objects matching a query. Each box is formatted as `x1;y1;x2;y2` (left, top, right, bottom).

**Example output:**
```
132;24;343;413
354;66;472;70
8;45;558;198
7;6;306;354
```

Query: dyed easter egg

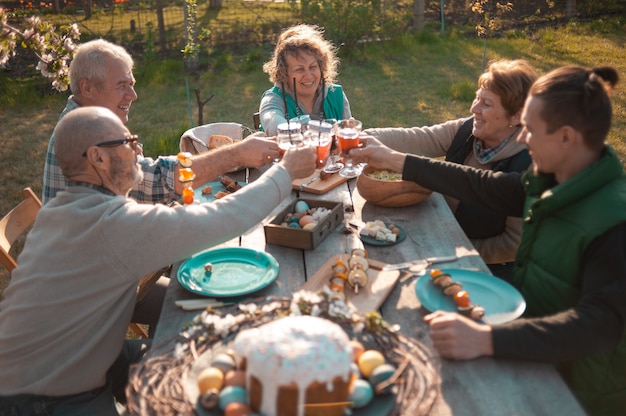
294;200;310;214
288;222;301;229
302;223;317;230
197;367;224;393
224;370;247;388
358;350;385;377
199;388;220;409
350;340;365;362
369;363;396;394
299;215;316;227
224;402;254;416
218;386;248;411
349;379;374;408
211;353;236;374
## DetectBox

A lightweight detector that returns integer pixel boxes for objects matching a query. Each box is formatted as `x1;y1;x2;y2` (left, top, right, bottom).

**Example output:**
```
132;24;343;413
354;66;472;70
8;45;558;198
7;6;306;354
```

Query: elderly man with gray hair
0;106;315;415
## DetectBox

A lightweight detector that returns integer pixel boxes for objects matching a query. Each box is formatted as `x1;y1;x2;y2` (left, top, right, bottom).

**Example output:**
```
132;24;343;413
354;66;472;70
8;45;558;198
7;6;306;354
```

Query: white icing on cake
233;315;352;416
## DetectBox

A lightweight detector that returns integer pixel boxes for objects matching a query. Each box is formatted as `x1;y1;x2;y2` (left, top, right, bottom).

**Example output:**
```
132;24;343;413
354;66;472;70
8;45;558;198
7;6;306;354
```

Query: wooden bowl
356;165;432;207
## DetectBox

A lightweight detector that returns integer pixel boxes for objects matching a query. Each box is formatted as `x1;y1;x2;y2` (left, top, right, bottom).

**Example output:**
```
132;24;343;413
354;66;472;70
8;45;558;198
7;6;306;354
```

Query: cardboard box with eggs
264;199;344;250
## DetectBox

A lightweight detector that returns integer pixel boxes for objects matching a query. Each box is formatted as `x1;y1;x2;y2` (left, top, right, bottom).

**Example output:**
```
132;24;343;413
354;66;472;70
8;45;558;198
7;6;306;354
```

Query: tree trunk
81;0;92;19
413;0;425;32
565;0;576;19
155;0;167;52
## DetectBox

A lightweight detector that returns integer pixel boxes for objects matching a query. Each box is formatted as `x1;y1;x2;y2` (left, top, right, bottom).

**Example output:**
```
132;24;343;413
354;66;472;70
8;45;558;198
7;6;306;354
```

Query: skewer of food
429;269;485;320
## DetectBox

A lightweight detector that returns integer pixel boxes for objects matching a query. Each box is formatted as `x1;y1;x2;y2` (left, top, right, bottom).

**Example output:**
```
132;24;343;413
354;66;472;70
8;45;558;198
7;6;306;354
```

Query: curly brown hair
478;59;538;117
263;24;340;86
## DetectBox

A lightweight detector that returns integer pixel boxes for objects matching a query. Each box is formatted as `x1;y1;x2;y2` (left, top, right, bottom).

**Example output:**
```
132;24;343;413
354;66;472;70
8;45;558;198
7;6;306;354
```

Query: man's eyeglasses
82;135;141;157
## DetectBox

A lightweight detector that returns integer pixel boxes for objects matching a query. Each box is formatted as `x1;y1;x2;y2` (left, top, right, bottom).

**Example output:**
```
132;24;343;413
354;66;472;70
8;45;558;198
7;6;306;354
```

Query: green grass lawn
1;17;625;289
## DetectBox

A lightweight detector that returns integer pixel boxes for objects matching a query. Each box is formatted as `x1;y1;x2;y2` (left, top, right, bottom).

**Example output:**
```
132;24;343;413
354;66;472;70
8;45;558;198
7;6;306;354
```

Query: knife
175;299;235;311
299;175;320;191
382;255;458;271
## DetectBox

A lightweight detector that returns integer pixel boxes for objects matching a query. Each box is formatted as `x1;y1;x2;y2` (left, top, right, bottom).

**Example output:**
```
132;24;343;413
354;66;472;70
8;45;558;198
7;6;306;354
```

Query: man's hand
424;310;494;360
281;145;316;181
234;132;281;168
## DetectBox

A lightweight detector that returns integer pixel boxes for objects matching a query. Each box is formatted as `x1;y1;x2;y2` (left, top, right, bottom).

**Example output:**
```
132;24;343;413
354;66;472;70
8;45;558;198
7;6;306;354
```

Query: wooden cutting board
292;169;349;194
301;254;402;313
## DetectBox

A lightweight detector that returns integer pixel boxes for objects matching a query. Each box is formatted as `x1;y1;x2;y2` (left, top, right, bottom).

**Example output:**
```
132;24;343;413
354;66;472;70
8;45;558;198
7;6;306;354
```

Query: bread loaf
208;134;234;149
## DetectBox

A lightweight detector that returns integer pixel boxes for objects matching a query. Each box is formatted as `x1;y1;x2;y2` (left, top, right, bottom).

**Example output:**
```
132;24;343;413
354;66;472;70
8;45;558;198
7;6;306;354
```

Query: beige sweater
366;118;527;264
0;164;292;396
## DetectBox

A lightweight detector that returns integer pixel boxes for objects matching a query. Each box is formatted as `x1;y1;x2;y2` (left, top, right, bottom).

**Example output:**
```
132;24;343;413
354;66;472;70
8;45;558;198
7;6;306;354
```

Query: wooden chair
0;187;42;272
128;265;172;339
253;112;261;130
0;187;160;340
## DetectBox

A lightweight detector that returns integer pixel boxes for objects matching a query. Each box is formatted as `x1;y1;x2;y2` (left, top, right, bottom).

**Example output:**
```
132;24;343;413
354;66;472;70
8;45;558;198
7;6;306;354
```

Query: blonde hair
263;24;339;86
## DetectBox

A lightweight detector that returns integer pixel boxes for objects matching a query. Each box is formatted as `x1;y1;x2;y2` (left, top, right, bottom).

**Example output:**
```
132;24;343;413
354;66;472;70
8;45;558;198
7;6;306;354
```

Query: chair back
179;122;244;155
0;188;42;272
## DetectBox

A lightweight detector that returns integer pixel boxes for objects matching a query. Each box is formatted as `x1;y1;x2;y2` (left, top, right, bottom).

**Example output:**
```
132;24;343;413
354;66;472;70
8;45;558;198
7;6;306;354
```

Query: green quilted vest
512;146;626;415
268;84;345;122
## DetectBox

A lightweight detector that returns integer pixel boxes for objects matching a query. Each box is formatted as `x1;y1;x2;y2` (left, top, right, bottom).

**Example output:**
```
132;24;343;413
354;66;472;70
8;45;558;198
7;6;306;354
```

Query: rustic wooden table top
145;168;586;416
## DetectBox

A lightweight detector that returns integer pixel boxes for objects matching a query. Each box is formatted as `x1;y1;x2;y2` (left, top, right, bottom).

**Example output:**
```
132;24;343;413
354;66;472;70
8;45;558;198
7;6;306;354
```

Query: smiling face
285;51;321;102
79;58;137;124
470;88;519;148
518;95;567;179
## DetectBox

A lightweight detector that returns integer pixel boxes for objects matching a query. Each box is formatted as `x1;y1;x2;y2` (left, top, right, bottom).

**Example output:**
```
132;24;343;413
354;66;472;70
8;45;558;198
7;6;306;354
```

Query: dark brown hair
530;65;619;150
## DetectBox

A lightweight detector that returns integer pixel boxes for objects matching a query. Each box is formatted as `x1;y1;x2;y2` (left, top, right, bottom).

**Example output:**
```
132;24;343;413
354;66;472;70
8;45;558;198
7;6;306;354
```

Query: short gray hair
69;39;134;94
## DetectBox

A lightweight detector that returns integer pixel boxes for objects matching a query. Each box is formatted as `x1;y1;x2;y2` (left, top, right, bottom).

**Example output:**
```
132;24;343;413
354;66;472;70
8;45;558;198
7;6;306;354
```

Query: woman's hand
349;134;407;173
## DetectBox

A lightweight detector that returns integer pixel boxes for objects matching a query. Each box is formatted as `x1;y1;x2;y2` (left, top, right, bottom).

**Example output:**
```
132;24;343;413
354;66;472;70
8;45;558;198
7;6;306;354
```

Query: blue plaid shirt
42;97;180;205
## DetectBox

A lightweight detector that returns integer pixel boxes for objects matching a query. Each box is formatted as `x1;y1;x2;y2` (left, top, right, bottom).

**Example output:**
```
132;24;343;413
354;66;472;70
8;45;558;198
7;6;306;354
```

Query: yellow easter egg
197;366;224;393
302;222;317;230
358;350;385;377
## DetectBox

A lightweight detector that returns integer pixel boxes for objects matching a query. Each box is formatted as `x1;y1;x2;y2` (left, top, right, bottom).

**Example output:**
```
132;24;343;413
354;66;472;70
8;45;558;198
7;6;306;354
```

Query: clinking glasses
82;134;141;157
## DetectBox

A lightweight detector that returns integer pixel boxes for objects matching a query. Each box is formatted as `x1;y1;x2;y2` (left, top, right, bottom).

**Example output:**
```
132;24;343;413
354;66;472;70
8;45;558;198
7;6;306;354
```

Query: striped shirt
42;97;180;205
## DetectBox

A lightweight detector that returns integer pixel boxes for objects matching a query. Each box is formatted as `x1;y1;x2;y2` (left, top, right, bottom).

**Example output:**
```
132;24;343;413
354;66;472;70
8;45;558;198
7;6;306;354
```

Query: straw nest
126;289;440;415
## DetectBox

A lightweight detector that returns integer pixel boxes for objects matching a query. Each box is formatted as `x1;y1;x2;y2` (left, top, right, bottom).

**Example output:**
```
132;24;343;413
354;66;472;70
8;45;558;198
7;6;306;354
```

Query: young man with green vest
352;65;625;415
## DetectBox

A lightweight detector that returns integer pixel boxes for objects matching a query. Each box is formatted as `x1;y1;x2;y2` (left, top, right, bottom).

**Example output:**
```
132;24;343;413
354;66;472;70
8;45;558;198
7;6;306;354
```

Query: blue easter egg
294;200;310;214
288;222;301;228
349;379;374;408
218;386;248;411
210;353;236;374
368;363;396;394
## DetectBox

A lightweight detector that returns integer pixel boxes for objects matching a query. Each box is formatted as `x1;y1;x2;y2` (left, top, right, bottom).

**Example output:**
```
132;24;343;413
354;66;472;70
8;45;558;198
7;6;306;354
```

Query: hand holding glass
322;119;344;174
275;122;303;163
337;119;363;178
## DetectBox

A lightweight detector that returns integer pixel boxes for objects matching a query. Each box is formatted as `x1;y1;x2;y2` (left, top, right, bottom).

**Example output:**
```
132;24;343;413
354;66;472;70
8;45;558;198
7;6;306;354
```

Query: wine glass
322;118;344;174
275;122;303;163
337;119;363;178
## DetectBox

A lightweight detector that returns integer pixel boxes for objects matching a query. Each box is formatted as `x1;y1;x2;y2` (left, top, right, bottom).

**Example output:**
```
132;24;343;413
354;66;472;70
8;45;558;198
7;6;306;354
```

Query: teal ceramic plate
195;180;247;202
177;247;279;297
415;268;526;324
360;223;406;246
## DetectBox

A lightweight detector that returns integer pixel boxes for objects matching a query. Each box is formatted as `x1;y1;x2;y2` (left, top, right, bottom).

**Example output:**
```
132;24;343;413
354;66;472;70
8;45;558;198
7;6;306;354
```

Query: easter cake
233;315;352;416
126;290;440;416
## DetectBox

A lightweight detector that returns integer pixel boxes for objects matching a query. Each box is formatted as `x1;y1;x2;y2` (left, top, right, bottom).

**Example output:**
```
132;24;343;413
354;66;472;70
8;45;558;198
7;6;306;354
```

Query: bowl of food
356;165;432;207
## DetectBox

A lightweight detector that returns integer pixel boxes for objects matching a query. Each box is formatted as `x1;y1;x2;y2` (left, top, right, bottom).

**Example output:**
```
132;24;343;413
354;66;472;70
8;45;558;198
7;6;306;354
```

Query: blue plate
177;247;279;297
360;223;406;246
415;268;526;324
195;180;247;202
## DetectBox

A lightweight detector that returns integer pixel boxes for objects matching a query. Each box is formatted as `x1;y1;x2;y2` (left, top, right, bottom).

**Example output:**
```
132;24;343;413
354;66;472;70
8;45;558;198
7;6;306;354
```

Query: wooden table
145;168;586;416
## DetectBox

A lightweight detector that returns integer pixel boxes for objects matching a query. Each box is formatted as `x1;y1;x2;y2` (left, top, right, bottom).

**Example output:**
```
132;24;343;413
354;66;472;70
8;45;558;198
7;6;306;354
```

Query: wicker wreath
127;289;440;415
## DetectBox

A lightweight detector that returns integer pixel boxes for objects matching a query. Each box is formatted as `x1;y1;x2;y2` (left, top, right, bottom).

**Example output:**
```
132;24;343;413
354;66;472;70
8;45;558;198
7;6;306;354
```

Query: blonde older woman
259;24;352;135
363;60;538;280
